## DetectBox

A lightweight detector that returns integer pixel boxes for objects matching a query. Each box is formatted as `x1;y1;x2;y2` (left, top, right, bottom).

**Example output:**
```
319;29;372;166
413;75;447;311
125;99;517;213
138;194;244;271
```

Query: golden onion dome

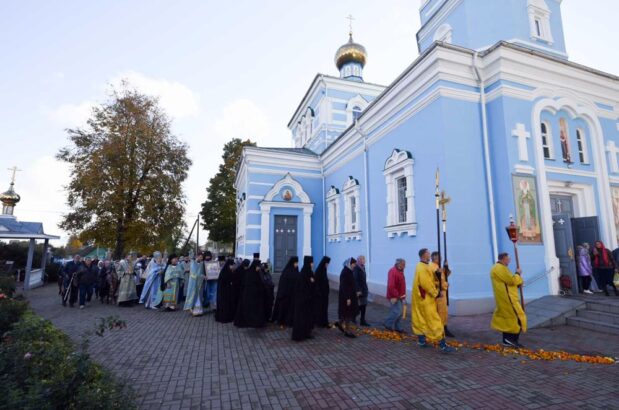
0;183;20;206
334;33;367;70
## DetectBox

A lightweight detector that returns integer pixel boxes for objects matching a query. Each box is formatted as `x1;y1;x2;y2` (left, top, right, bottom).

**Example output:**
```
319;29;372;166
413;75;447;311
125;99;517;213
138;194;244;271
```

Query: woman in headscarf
582;243;602;292
592;241;618;296
337;257;359;338
139;251;165;309
271;256;299;327
234;259;266;328
161;254;184;310
313;256;331;328
215;258;237;323
183;252;206;316
292;256;316;341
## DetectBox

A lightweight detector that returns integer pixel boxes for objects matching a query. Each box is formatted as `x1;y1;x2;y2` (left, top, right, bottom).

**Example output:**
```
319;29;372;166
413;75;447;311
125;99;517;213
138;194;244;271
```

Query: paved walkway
27;284;619;410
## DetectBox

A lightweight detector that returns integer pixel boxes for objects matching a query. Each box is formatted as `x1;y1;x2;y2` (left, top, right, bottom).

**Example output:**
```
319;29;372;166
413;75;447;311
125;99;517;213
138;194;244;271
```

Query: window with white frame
576;128;589;164
342;176;361;239
346;95;368;125
528;0;553;43
326;186;340;240
541;121;554;159
236;194;246;241
383;149;417;237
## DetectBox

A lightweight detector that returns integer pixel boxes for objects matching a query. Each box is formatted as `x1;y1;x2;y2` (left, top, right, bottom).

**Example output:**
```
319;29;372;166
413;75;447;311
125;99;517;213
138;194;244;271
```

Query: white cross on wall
607;140;619;173
512;123;531;162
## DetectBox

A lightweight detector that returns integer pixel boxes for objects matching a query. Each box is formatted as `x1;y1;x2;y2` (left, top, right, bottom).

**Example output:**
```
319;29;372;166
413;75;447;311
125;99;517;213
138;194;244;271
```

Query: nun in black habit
261;262;275;322
271;256;299;326
292;256;316;341
313;256;331;328
234;259;266;328
337;257;359;338
215;258;236;323
230;259;250;319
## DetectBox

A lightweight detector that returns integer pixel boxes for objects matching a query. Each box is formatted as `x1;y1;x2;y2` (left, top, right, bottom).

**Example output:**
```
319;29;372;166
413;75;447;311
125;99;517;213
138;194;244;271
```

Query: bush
0;275;16;297
0;313;136;410
0;297;29;335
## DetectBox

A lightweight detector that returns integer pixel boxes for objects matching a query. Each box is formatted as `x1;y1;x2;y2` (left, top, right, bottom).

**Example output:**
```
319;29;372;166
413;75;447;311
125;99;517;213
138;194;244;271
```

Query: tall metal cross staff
435;169;441;265
439;190;451;304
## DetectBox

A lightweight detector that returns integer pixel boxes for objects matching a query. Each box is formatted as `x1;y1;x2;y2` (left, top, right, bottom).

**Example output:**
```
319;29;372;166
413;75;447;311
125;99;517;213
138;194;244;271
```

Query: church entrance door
273;215;297;272
550;195;578;294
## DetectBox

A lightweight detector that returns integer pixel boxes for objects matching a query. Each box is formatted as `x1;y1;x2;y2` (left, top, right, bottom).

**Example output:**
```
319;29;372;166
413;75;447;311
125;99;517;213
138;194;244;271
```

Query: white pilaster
303;208;313;257
259;204;271;261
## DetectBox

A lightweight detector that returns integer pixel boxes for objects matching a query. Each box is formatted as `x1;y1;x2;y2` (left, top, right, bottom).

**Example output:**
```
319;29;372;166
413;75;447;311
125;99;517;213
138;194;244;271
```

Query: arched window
576;128;589;164
383;149;417;237
541;121;554;159
352;106;362;121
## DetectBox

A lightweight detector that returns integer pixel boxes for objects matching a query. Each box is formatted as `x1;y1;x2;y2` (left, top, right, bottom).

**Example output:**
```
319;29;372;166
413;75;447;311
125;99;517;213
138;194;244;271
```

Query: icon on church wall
559;118;572;163
512;175;543;244
612;187;619;242
282;189;293;201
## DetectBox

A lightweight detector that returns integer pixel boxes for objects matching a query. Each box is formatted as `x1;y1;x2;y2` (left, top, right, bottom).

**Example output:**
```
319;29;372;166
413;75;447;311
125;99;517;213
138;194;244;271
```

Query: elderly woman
592;241;618;296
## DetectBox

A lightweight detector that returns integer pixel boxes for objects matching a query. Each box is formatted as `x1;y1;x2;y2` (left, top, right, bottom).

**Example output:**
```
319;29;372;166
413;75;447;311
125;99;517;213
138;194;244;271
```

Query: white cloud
213;98;272;141
110;70;200;119
48;101;94;127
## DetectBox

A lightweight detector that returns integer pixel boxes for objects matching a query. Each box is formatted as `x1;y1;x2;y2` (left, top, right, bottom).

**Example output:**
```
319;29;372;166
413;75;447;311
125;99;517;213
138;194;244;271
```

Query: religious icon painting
559;118;573;164
281;189;293;201
512;175;543;244
611;186;619;242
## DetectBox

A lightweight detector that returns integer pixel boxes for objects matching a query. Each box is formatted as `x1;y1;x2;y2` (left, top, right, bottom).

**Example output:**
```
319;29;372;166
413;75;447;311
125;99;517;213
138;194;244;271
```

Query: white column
384;174;393;226
24;238;35;291
512;123;531;162
259;204;271;261
303;206;313;257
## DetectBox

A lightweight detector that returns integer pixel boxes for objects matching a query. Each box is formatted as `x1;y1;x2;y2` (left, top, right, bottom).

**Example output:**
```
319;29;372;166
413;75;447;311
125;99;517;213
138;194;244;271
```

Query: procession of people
57;240;518;354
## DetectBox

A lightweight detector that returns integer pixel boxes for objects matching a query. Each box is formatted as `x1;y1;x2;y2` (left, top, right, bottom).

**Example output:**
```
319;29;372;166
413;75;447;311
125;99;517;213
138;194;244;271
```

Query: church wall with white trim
235;0;619;314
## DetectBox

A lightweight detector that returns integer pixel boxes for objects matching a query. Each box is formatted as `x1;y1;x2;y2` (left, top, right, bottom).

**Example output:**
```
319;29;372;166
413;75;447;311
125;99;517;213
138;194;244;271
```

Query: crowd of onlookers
576;240;619;296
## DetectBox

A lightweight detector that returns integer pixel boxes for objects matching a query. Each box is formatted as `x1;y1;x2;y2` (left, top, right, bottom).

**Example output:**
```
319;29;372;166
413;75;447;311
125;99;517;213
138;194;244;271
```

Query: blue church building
235;0;619;314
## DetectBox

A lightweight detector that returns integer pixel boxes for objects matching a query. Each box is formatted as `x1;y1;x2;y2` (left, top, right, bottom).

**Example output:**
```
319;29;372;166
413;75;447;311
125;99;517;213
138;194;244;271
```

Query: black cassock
313;256;331;328
262;267;275;322
234;260;266;328
229;260;250;320
215;260;236;323
292;256;316;341
338;265;359;321
271;257;299;326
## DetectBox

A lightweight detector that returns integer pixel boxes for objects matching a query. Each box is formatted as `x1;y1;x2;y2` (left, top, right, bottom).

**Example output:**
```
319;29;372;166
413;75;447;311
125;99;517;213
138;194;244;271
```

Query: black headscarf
282;256;299;273
300;256;313;274
315;256;331;275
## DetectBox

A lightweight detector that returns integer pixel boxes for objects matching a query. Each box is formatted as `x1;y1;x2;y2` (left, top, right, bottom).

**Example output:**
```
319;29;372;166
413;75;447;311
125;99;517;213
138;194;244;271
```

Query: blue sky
1;0;618;246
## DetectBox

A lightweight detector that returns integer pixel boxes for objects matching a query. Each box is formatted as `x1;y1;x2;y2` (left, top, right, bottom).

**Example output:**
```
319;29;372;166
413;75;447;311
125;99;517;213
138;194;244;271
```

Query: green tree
200;138;255;248
57;84;192;259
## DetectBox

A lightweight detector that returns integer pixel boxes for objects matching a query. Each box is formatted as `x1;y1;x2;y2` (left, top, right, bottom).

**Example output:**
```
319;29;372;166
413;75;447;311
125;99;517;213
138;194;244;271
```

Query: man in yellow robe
430;252;454;338
412;248;455;353
490;252;527;348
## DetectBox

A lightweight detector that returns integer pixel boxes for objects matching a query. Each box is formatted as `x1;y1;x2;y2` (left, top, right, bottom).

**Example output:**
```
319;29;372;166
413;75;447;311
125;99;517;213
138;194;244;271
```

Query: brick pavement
26;284;619;410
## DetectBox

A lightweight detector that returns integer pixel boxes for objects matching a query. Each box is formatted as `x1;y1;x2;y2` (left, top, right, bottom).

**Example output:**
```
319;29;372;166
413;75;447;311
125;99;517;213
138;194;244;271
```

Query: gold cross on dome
7;166;22;184
346;14;355;35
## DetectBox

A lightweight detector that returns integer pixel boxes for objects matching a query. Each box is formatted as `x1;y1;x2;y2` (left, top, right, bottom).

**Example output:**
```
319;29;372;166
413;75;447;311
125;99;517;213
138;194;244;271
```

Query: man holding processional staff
490;217;528;348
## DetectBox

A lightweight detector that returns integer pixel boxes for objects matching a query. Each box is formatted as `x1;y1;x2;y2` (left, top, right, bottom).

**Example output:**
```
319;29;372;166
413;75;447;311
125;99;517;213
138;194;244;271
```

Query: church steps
575;309;619;326
585;300;619;315
566;316;619;335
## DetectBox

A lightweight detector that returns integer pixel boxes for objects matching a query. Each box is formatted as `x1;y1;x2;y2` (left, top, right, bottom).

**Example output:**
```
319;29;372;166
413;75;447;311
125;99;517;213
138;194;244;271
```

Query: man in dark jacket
62;255;82;307
78;257;98;309
353;255;370;326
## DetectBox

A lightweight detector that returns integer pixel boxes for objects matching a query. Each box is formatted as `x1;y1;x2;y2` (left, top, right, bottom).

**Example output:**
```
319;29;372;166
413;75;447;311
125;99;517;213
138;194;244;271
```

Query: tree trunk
114;220;126;260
